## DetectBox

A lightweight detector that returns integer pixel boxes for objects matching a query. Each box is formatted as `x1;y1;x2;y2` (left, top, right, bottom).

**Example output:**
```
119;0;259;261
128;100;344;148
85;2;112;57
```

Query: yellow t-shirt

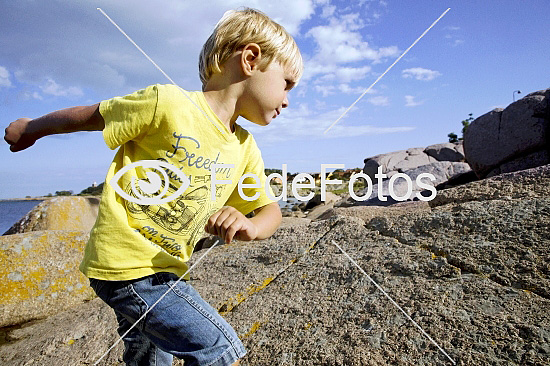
79;84;275;281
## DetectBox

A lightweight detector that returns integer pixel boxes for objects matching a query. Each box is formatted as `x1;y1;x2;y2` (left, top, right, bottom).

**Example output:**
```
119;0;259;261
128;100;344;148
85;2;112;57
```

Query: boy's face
241;60;296;126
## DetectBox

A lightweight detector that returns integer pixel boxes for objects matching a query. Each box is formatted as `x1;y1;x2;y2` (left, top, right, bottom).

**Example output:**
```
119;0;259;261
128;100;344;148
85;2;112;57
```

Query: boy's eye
285;80;295;91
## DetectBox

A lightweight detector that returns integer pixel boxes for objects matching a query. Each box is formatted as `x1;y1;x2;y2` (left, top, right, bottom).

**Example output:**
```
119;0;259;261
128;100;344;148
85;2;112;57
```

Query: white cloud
338;84;370;94
368;95;389;106
402;67;442;81
0;66;12;87
320;4;336;18
404;95;423;107
444;26;460;31
307;22;398;64
453;39;465;46
335;66;371;83
313;82;372;96
302;10;398;85
40;78;84;98
2;0;315;98
314;84;336;97
245;103;414;143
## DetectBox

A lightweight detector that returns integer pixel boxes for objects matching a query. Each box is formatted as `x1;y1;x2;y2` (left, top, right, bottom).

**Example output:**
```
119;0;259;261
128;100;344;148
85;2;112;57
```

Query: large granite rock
1;165;548;365
430;163;550;208
425;142;465;162
339;161;471;206
3;196;99;235
464;88;550;178
0;230;94;328
363;142;465;181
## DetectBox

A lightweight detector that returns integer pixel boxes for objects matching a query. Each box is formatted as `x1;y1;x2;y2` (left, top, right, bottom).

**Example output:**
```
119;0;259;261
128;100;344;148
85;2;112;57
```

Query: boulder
392;151;433;172
2;166;549;365
487;149;550;177
363;143;465;182
304;192;340;210
0;230;94;327
464;89;550;178
430;163;550;208
3;196;99;235
425;142;465;162
363;149;408;179
316;200;431;222
342;161;471;206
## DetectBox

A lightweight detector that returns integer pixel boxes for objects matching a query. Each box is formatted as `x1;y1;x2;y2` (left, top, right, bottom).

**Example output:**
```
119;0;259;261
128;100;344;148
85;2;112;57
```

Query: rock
0;230;94;328
363;149;408;179
304;192;340;210
279;217;311;229
2;165;549;365
341;161;471;206
0;170;550;366
487;149;550;177
424;142;465;162
305;202;335;220
0;298;124;365
430;163;550;208
363;143;467;186
392;151;433;172
3;196;99;235
316;200;431;222
464;89;550;178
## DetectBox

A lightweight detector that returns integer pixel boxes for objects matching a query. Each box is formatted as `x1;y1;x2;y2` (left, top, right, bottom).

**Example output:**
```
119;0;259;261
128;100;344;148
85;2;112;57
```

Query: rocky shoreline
0;89;548;365
0;164;549;365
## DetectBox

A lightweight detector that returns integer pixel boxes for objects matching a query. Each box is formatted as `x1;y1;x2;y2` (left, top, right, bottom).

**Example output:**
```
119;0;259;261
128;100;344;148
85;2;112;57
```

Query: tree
448;113;473;143
79;182;104;196
55;190;73;196
448;132;459;143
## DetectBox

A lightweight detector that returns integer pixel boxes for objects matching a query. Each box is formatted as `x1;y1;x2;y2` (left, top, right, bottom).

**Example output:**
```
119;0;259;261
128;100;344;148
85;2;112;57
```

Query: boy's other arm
4;104;104;152
205;202;282;244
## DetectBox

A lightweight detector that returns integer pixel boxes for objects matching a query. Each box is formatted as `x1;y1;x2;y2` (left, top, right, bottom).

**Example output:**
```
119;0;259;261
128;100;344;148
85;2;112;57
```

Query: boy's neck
202;87;241;133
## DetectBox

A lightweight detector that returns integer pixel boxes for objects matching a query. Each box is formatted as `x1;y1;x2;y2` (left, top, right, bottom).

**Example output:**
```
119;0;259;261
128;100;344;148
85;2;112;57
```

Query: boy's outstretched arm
205;202;282;244
4;104;104;152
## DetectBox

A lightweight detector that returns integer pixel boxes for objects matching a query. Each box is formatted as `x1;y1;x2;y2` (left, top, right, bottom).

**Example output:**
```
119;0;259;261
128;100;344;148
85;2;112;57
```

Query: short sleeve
100;84;160;150
225;138;276;215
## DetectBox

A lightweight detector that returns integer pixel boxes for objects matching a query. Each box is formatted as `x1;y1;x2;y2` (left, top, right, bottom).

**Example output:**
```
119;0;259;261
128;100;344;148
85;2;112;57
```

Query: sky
1;0;549;199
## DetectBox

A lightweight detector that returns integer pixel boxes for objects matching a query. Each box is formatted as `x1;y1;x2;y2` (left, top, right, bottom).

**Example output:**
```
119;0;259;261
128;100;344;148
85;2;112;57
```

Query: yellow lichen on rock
241;321;264;338
0;230;94;327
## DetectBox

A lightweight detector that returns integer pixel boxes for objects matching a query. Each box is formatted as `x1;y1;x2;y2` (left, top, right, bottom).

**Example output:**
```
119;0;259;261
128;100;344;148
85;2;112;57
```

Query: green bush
448;113;473;143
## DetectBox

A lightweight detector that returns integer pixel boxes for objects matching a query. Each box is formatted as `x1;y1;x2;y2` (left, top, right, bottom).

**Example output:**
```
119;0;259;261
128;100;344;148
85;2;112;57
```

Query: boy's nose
282;94;289;108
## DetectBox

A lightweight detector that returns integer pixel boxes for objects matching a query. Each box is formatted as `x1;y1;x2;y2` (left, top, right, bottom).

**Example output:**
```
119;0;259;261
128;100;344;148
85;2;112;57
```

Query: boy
4;7;302;366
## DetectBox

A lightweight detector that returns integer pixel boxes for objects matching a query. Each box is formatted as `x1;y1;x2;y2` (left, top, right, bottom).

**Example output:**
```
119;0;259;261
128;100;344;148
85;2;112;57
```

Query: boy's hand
4;118;36;152
205;206;258;244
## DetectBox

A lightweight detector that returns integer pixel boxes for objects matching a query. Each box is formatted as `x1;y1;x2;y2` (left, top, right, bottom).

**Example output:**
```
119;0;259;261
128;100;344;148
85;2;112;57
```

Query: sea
0;200;43;235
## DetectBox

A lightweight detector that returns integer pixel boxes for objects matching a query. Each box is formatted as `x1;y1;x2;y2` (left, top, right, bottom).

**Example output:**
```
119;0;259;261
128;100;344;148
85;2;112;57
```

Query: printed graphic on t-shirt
122;132;234;256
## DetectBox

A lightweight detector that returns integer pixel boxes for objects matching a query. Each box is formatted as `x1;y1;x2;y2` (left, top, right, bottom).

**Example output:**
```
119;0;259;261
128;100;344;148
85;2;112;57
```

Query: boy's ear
241;43;262;76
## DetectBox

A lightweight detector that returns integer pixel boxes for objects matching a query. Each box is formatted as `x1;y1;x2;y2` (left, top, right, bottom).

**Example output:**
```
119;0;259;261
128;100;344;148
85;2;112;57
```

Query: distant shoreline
0;197;51;202
0;196;99;202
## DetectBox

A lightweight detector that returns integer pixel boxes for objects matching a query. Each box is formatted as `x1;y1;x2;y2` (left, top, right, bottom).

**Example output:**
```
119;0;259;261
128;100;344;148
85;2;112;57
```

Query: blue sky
1;0;549;199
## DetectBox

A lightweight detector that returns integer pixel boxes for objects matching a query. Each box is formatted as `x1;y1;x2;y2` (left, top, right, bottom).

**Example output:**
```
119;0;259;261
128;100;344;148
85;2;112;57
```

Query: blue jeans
90;272;246;366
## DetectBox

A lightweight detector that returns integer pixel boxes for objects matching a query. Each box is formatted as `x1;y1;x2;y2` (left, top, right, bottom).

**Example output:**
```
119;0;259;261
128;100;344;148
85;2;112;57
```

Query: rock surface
3;196;100;235
363;142;465;181
1;165;549;365
0;230;94;328
339;161;471;206
464;88;550;178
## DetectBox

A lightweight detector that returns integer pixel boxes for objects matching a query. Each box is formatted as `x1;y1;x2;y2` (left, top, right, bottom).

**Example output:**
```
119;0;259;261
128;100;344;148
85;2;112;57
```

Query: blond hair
199;7;303;87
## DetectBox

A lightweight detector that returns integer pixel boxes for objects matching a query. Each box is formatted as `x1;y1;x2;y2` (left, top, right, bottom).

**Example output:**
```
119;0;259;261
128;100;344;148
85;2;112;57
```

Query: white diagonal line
324;8;450;134
96;8;226;136
93;239;222;365
331;240;456;365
